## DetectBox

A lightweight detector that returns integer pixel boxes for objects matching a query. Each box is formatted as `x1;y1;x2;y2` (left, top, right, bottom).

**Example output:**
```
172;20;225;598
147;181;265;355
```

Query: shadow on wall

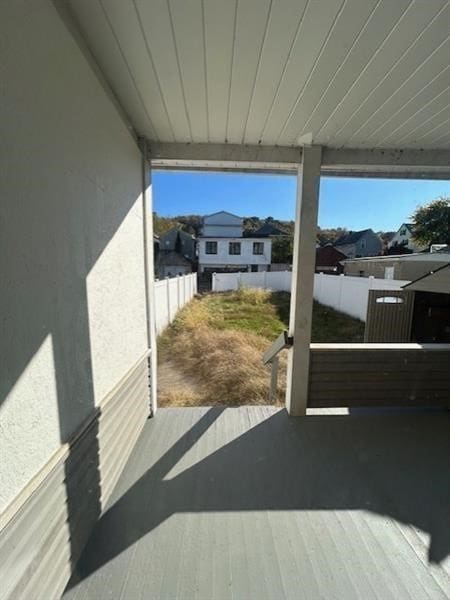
1;145;144;574
66;408;450;589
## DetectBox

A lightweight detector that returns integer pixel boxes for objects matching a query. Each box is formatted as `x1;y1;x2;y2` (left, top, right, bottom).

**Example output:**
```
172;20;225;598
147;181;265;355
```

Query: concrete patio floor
64;406;450;599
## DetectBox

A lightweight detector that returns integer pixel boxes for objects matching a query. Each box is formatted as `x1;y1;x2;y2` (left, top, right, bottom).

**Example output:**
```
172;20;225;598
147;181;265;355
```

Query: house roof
251;223;287;237
203;210;242;221
343;251;450;264
335;229;372;246
403;263;450;294
316;245;347;267
160;227;195;242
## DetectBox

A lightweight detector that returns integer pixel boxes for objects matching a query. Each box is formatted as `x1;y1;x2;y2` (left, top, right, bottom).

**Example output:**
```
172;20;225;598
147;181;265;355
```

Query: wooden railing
263;330;293;402
308;343;450;408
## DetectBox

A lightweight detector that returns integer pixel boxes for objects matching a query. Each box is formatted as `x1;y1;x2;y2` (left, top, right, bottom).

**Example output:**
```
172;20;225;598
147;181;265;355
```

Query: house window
253;242;264;255
205;241;217;254
229;242;241;255
360;239;366;249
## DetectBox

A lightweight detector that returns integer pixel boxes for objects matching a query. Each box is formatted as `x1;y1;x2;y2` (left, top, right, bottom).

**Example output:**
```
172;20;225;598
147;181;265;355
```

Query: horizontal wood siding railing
308;343;450;408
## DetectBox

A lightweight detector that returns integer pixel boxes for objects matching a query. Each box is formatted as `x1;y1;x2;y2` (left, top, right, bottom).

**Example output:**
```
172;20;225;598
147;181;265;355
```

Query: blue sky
153;170;449;232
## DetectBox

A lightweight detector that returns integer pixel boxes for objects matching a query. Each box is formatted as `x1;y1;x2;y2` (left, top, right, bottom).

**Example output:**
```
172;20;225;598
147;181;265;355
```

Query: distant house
198;211;272;273
343;250;450;280
334;229;382;258
315;245;347;275
388;223;425;253
158;228;196;278
158;251;193;279
251;223;288;237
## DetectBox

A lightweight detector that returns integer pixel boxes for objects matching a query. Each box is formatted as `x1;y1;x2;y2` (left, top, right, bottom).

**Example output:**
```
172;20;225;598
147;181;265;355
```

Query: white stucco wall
198;238;272;269
0;0;148;512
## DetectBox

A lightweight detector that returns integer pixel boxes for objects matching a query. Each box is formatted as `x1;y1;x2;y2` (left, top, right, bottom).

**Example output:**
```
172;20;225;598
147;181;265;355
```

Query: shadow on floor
66;407;450;590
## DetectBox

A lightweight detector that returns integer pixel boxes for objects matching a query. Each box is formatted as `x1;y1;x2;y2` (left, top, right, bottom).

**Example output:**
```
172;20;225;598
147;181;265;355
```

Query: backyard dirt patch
157;289;364;407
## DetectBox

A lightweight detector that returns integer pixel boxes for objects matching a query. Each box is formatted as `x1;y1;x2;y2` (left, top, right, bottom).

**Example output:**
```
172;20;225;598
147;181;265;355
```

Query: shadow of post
66;407;450;589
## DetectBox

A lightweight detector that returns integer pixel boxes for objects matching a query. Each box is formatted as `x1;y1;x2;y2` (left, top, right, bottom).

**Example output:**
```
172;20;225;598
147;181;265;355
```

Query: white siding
202;225;243;237
198;238;272;270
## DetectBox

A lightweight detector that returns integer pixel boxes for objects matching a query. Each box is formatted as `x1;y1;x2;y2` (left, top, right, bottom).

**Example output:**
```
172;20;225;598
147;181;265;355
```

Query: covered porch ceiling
63;0;450;175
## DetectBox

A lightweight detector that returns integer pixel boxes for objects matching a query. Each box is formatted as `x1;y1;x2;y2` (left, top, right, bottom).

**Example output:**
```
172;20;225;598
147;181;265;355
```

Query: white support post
286;145;322;416
141;155;158;415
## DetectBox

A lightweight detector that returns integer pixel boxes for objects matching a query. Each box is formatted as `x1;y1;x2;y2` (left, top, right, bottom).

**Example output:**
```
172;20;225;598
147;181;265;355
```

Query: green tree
271;236;293;264
411;197;450;246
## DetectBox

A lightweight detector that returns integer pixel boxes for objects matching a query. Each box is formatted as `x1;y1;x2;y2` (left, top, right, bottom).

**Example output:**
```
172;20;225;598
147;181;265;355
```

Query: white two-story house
198;211;272;273
388;223;426;253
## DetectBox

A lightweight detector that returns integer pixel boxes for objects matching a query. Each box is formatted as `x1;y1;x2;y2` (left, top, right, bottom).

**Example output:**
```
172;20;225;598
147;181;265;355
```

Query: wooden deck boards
64;407;450;599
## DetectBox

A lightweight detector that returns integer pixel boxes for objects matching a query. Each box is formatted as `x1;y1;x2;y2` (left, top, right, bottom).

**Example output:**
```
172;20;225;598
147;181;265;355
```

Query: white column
141;156;158;415
286;146;322;416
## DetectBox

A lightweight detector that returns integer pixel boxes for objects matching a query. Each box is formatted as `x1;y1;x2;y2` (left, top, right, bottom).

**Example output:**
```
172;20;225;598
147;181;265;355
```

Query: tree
383;242;413;256
316;227;348;246
271;236;293;264
411;197;450;247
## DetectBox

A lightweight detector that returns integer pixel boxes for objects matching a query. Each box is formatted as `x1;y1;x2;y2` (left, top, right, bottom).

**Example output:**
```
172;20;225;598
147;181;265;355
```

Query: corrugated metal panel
0;356;150;600
364;289;414;342
66;0;450;149
308;344;450;408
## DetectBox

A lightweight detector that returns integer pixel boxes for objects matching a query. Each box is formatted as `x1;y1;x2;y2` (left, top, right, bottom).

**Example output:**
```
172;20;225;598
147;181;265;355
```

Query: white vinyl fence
154;273;197;334
212;270;291;293
212;271;409;322
314;273;409;321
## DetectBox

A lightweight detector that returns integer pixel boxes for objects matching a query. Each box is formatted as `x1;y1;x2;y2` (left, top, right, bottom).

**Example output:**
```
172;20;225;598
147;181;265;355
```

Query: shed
404;264;450;343
365;264;450;343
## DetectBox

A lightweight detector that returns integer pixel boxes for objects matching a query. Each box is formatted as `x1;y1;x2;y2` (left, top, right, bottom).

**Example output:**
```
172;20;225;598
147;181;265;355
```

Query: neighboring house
315;245;347;274
343;251;450;280
198;210;272;273
158;228;197;279
158;251;192;278
159;227;196;261
388;223;425;253
334;229;382;258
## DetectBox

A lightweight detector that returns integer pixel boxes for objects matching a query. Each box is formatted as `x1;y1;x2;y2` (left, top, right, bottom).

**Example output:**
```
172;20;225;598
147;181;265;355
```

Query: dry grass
158;387;201;407
158;292;286;406
158;289;364;407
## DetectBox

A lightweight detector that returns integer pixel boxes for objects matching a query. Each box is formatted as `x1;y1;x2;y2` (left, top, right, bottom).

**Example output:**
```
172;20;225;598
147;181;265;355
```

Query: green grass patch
195;289;364;343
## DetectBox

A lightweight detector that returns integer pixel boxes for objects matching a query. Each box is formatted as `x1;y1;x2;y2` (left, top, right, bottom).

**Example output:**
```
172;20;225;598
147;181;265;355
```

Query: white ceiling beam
148;141;450;179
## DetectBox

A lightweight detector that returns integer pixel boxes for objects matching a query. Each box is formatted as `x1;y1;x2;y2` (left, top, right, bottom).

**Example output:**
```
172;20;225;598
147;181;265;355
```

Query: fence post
237;272;241;290
263;270;267;289
212;272;216;292
183;273;187;304
317;272;324;300
177;275;181;310
338;274;345;312
166;277;171;326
